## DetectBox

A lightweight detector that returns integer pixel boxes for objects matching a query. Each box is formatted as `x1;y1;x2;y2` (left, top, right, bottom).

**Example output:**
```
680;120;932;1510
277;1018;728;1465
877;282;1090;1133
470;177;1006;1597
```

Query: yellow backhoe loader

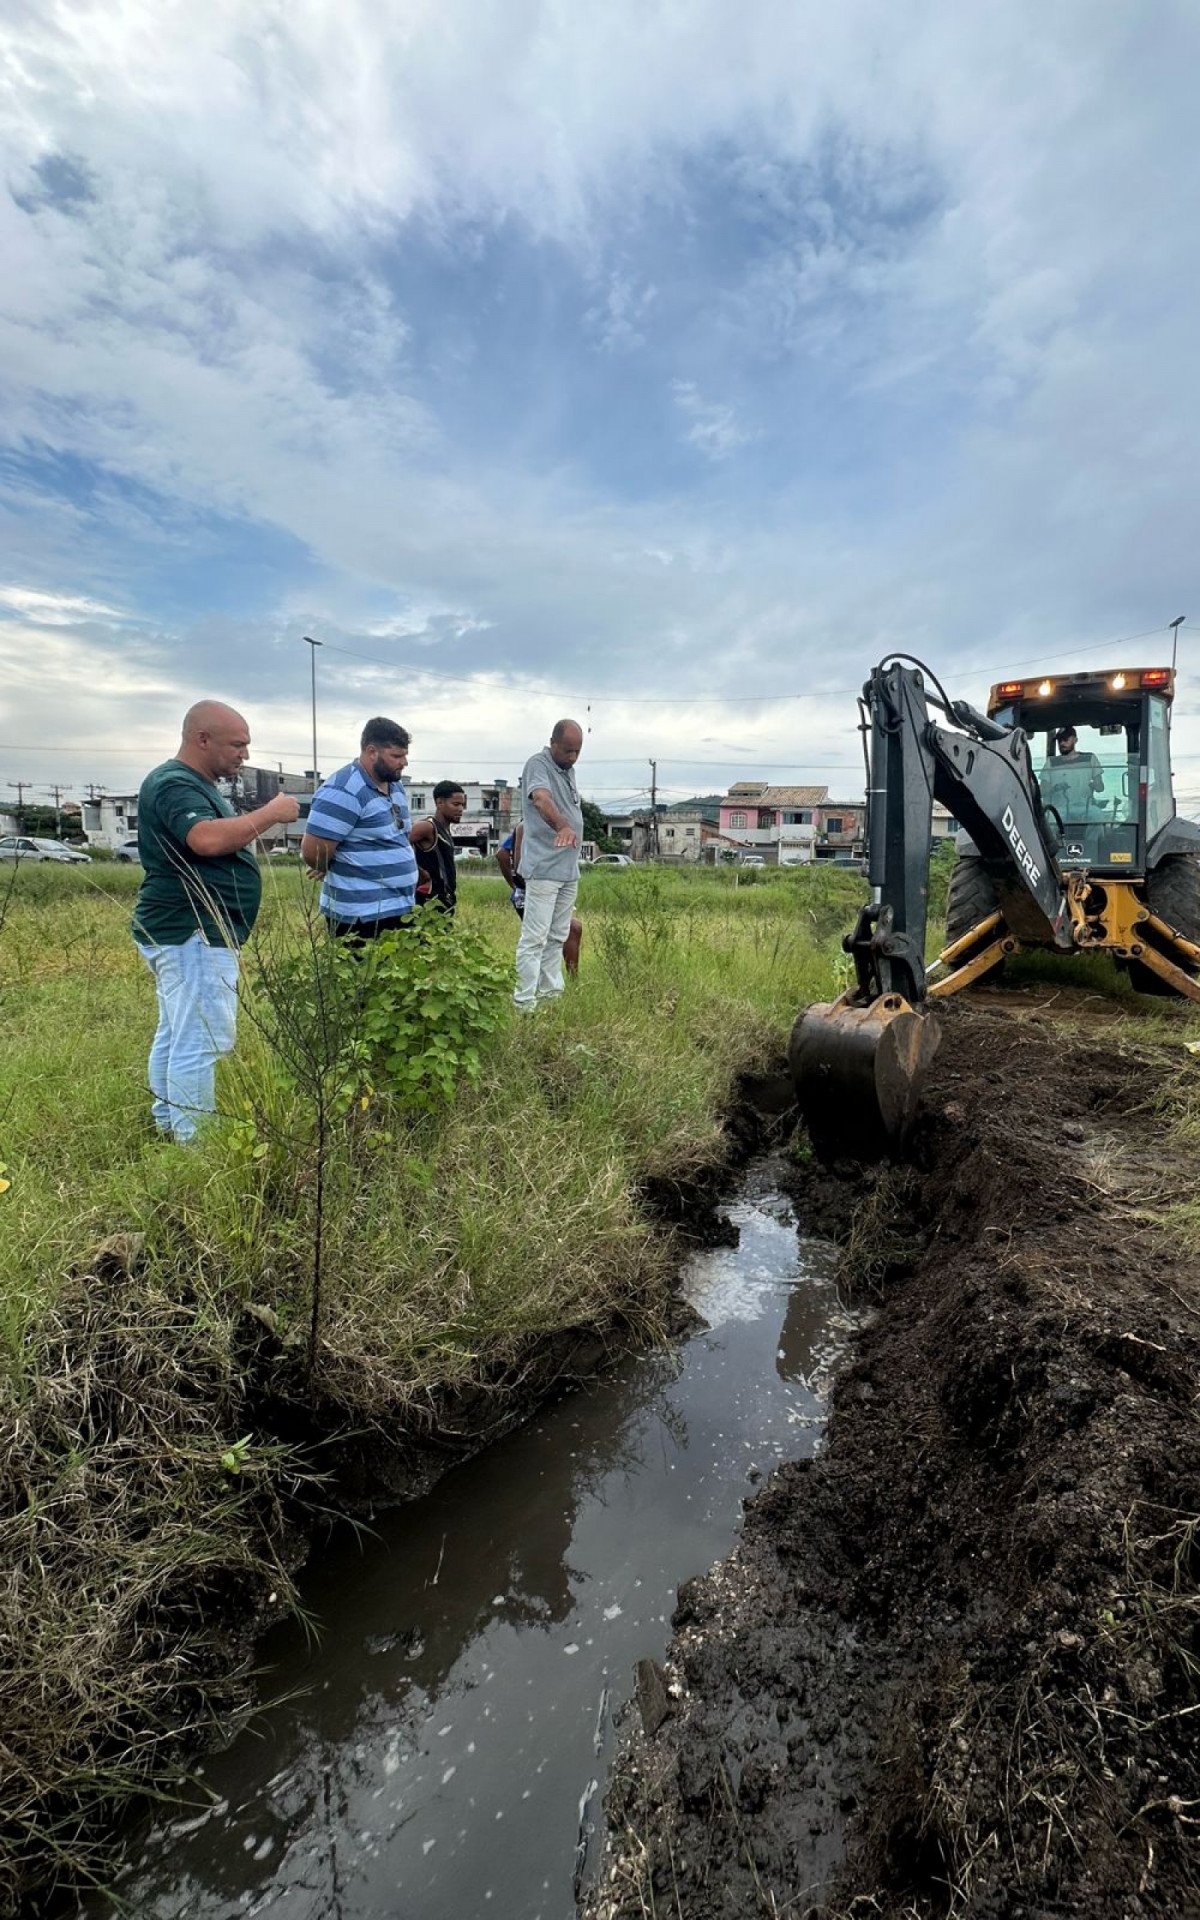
792;656;1200;1157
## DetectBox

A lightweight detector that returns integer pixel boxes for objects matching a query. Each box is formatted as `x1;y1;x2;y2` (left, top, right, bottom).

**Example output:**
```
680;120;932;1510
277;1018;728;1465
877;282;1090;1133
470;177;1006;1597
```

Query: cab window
1146;696;1173;840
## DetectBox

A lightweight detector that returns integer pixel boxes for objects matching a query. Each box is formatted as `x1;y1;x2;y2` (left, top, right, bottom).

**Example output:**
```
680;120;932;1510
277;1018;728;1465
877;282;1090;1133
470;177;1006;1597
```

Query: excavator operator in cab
1051;724;1105;796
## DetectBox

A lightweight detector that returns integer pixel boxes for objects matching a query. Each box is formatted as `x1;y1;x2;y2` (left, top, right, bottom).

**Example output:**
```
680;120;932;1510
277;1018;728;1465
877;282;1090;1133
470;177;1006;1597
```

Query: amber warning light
1142;669;1171;687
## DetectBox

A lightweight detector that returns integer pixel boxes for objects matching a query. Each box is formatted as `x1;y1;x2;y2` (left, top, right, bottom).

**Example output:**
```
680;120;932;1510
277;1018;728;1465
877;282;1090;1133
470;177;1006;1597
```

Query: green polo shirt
131;760;262;947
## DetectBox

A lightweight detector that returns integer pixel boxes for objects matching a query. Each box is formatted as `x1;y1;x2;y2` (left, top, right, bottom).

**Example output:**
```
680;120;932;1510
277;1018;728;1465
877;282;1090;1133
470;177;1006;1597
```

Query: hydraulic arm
791;658;1071;1156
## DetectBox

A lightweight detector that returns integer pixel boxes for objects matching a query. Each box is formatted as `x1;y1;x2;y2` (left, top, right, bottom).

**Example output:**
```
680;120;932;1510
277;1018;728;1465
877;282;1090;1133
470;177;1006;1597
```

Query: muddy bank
590;1001;1200;1919
249;1065;795;1515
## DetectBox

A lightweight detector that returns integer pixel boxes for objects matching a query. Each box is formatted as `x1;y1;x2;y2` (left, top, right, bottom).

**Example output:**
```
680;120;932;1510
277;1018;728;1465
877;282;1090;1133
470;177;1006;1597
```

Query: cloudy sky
2;1;1198;812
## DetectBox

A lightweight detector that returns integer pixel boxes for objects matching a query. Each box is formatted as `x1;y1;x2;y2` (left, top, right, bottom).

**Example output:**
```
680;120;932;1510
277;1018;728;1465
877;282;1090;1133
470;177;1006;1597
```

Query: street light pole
1170;615;1186;674
303;635;323;793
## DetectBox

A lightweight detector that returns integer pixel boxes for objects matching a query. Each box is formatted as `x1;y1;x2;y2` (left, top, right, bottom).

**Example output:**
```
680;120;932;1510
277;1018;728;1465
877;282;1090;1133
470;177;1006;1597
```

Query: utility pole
7;780;30;829
304;635;323;792
648;758;659;861
43;783;72;838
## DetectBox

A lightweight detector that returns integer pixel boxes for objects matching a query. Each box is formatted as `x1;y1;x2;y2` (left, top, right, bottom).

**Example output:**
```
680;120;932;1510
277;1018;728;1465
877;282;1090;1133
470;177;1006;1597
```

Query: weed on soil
590;997;1200;1920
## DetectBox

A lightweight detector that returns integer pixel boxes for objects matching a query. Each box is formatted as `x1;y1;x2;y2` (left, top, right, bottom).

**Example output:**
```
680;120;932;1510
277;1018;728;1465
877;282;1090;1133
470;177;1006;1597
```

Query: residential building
80;791;141;850
718;784;827;865
657;810;707;862
931;801;960;841
814;800;866;859
604;813;637;853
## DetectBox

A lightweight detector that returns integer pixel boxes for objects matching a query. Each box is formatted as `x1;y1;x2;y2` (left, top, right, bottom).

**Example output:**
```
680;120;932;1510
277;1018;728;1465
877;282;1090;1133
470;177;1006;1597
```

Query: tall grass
0;858;860;1911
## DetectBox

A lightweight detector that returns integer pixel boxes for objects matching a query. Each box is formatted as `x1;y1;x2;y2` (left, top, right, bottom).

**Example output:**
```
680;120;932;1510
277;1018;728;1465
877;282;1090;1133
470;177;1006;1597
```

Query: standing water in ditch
90;1162;855;1920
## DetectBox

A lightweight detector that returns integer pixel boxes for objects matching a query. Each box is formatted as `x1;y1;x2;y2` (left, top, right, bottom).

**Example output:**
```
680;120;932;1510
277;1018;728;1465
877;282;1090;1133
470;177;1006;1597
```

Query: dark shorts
329;913;414;946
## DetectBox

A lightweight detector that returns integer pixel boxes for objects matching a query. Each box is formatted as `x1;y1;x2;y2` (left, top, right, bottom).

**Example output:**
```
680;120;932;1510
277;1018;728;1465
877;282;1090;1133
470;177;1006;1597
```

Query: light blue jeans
514;877;578;1007
136;933;241;1140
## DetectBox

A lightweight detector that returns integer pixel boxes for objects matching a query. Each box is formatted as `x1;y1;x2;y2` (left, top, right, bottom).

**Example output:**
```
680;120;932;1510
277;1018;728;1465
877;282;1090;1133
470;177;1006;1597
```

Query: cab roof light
1110;672;1127;690
1036;679;1054;697
998;681;1022;697
1142;668;1171;687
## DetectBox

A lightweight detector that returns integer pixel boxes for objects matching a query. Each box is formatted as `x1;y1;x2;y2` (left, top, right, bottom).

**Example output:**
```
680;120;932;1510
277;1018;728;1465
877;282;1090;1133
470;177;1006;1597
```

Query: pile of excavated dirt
589;1000;1200;1919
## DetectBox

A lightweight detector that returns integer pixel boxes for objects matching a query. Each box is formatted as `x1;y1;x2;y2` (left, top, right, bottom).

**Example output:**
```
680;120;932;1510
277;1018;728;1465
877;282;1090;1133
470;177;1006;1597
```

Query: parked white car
0;834;92;864
739;854;766;868
591;853;633;867
114;837;142;863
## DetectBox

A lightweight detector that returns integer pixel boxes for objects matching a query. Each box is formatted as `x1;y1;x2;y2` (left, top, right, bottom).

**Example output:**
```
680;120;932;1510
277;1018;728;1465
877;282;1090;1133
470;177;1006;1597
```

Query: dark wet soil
589;1000;1200;1920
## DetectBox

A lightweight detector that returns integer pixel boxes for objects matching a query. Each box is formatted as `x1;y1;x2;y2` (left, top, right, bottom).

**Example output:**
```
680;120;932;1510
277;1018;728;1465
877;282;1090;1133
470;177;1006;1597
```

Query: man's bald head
549;718;583;769
182;700;247;742
177;700;252;782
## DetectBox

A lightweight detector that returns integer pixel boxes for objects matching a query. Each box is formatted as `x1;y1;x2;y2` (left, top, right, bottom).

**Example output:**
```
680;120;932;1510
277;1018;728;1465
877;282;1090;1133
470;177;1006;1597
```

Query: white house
657;811;707;862
80;792;140;850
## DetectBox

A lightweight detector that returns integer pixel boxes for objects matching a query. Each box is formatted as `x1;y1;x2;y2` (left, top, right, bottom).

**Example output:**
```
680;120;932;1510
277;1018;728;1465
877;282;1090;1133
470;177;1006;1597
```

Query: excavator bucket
789;992;940;1160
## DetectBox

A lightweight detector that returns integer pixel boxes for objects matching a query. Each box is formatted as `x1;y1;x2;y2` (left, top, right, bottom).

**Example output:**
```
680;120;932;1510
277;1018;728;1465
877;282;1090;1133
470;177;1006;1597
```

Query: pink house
718;784;866;863
718;783;828;864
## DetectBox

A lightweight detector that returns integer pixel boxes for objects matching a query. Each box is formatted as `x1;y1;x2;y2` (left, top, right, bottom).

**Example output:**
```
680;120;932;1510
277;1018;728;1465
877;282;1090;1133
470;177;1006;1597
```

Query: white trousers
136;932;240;1140
514;878;578;1007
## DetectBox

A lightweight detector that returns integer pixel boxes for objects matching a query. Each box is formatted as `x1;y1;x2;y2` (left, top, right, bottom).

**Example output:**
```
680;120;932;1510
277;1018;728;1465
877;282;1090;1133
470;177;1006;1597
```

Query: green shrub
352;912;511;1109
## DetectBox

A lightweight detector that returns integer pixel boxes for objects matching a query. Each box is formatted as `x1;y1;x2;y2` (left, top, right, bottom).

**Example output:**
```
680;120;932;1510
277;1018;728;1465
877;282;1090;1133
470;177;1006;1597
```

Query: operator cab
987;668;1176;875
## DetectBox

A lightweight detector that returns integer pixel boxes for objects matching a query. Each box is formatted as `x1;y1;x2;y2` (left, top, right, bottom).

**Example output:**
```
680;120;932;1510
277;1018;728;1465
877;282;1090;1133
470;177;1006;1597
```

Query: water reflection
95;1184;849;1920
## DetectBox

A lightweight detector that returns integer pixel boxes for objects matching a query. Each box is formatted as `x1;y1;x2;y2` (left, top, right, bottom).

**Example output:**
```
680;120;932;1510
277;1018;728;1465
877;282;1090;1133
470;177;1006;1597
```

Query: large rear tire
1128;855;1200;997
943;857;1005;983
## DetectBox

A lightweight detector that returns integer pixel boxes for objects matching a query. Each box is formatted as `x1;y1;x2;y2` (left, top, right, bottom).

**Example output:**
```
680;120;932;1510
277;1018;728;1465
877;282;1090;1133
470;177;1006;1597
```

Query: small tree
240;901;509;1379
581;798;620;853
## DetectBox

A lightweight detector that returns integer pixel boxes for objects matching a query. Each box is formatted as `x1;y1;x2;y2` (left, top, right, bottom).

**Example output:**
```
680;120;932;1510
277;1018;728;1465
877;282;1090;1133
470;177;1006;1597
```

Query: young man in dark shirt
411;780;467;915
132;700;299;1139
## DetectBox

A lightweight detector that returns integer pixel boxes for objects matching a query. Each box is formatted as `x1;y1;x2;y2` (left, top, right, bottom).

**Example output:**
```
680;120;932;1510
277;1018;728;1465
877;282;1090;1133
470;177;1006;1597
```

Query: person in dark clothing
411;780;466;915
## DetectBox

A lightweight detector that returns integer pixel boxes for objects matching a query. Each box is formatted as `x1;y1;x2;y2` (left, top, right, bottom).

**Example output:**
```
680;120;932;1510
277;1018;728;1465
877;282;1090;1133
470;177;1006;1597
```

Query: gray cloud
1;1;1198;798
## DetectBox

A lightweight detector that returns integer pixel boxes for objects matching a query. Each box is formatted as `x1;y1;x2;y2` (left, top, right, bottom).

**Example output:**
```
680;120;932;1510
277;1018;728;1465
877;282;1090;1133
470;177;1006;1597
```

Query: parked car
739;854;766;868
591;853;632;867
114;837;142;863
453;849;483;864
0;834;92;864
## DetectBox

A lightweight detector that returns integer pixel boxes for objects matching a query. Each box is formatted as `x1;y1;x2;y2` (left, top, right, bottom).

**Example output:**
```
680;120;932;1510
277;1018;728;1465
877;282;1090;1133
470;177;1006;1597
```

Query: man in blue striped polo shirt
301;717;419;940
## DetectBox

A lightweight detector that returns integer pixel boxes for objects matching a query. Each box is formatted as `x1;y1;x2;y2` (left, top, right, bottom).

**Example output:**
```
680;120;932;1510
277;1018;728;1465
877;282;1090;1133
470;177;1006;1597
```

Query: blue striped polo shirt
306;761;418;923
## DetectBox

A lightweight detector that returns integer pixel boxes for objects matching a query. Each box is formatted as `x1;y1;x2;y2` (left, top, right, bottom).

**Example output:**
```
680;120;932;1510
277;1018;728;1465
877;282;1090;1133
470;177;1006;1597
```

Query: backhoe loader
792;656;1200;1157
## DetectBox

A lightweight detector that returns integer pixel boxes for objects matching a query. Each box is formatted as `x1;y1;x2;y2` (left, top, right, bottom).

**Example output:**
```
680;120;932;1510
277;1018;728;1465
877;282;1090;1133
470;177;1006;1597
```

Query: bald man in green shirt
132;700;298;1139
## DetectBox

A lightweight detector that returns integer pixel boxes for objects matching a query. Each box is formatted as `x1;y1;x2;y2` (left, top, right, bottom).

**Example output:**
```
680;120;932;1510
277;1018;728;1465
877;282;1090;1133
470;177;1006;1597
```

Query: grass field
0;855;868;1910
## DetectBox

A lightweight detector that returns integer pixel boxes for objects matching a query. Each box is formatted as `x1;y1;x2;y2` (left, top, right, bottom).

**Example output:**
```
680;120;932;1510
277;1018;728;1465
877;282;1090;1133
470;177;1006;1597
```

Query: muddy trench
79;1146;858;1920
589;999;1200;1920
